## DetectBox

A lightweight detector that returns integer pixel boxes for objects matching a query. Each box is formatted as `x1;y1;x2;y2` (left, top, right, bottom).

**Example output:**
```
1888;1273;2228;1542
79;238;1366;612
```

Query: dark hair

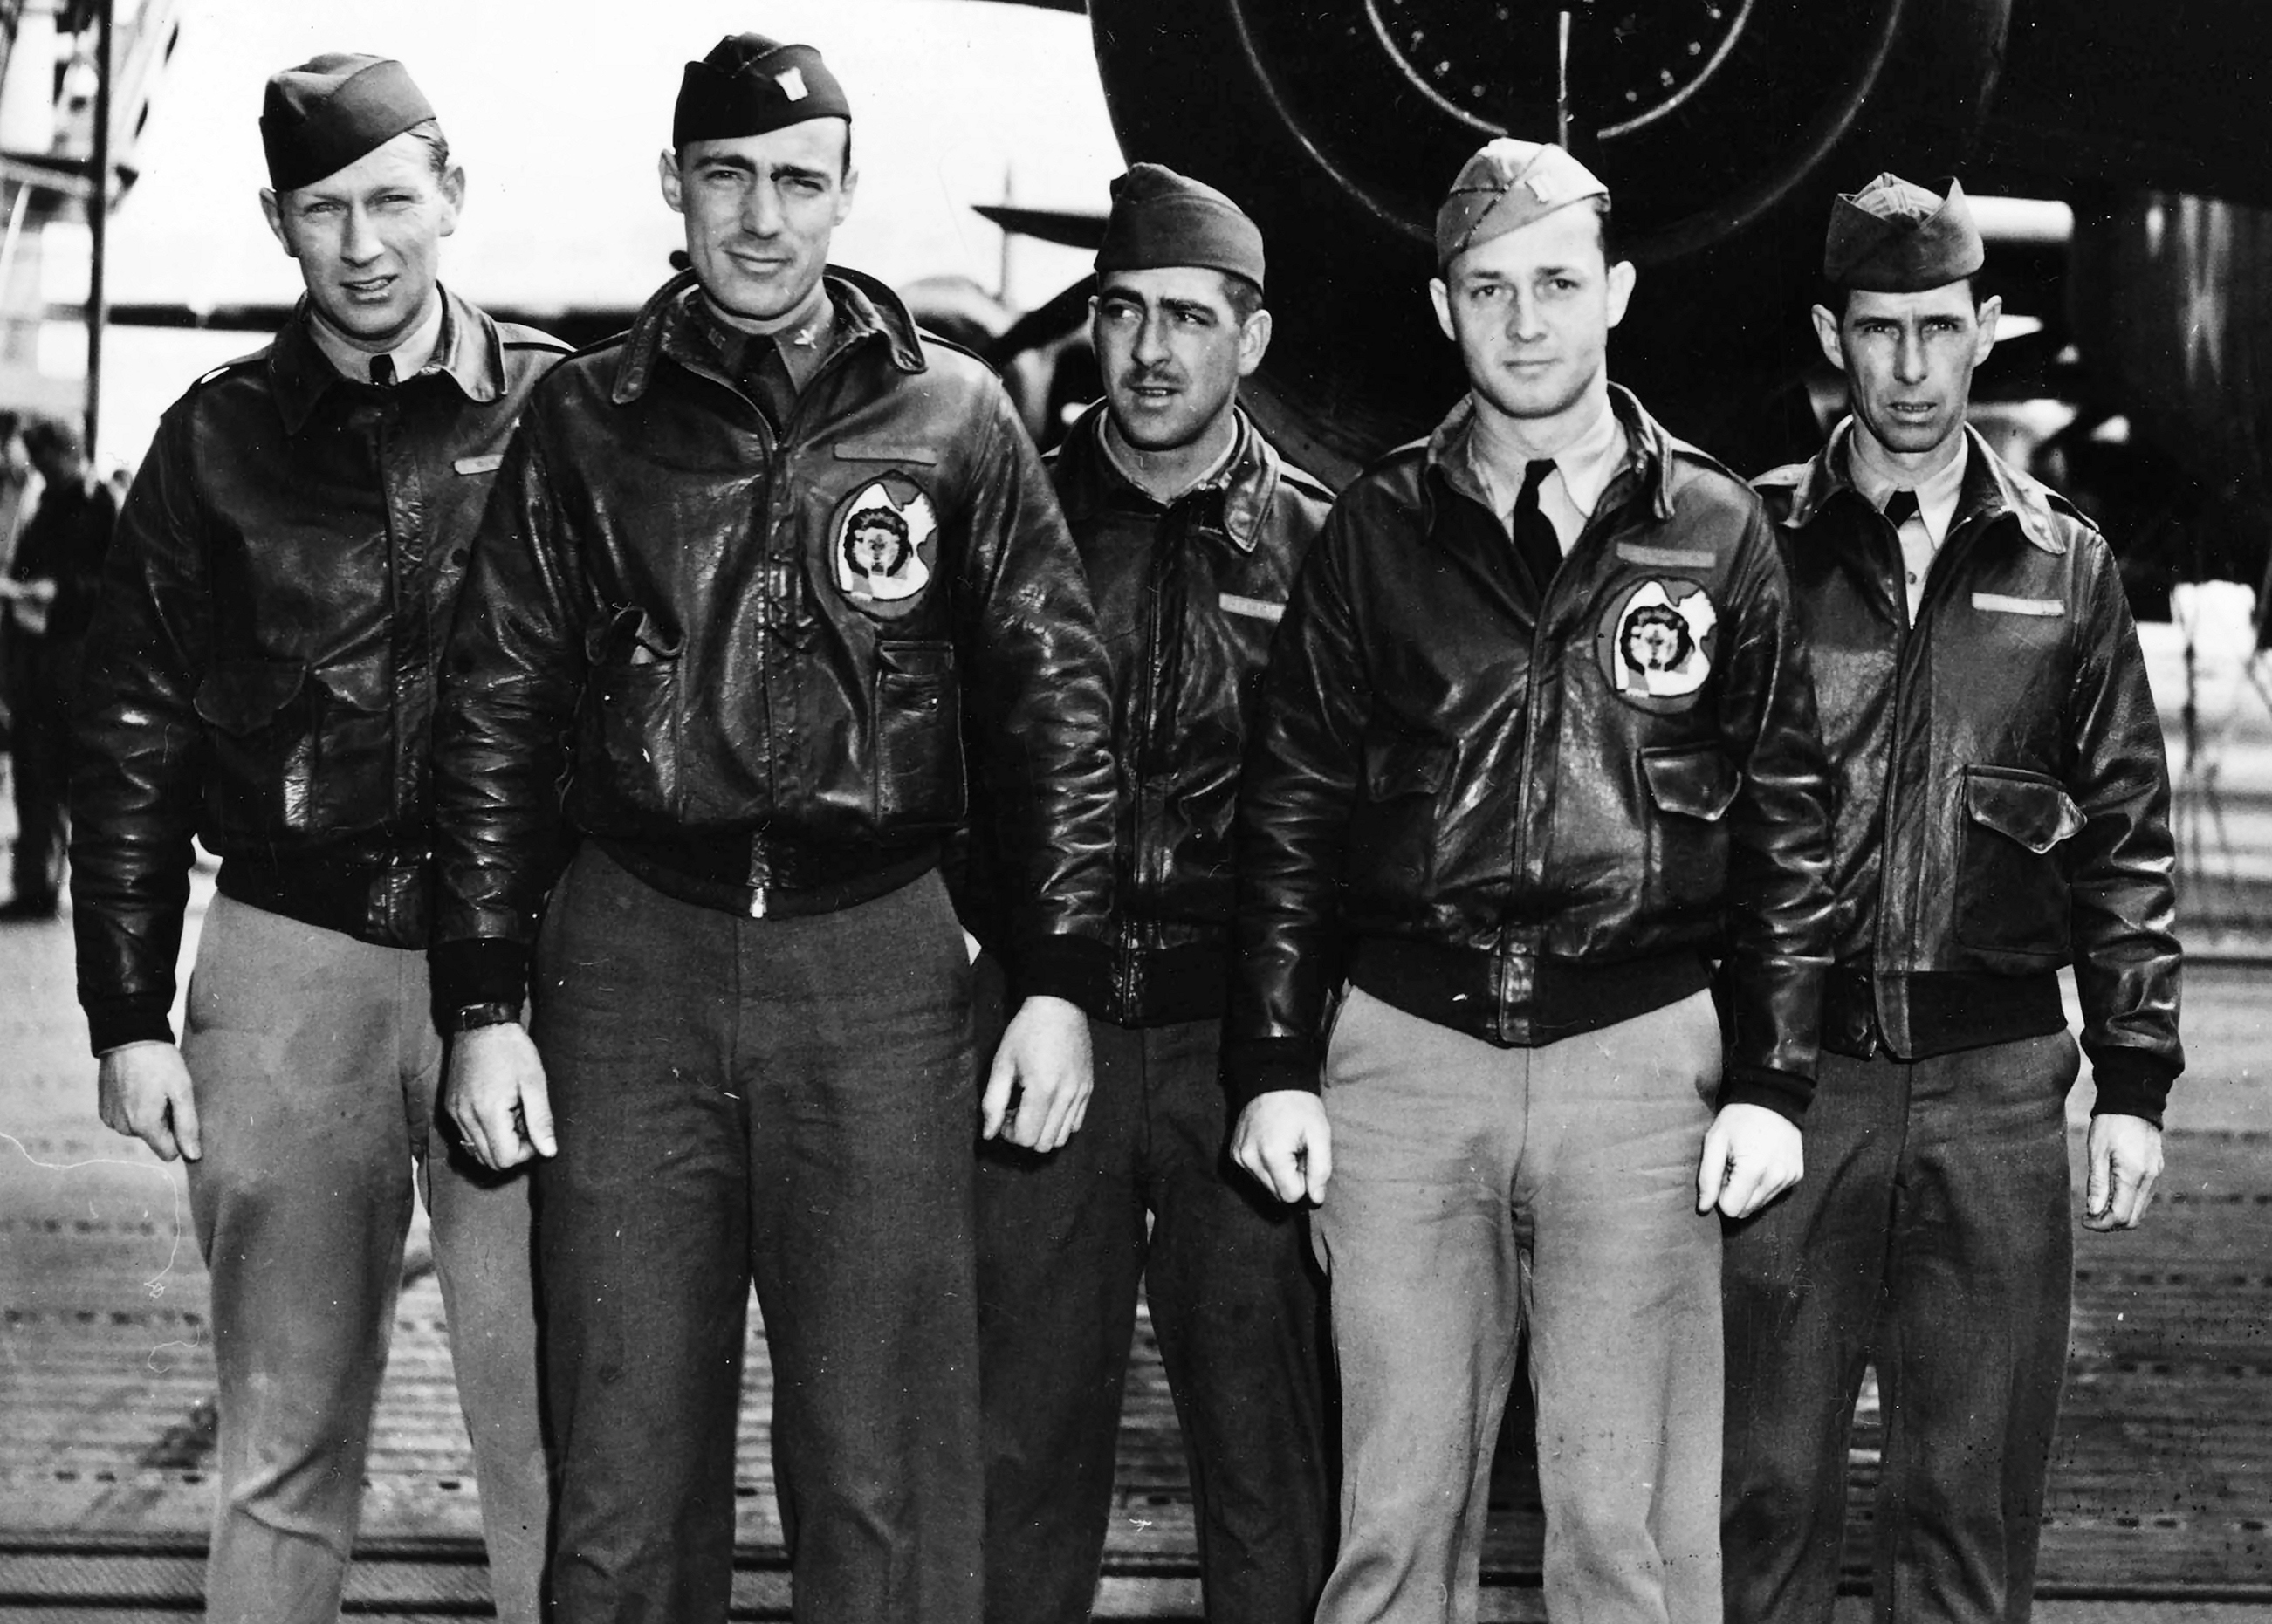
1824;275;1980;317
1591;195;1616;263
1221;271;1264;324
402;118;451;182
20;415;80;462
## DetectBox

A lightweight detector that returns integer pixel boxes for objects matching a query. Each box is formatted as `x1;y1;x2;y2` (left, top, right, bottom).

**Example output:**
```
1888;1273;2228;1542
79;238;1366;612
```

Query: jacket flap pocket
1362;733;1451;798
193;661;307;733
877;638;955;679
585;605;682;666
1965;766;2084;853
1641;744;1740;821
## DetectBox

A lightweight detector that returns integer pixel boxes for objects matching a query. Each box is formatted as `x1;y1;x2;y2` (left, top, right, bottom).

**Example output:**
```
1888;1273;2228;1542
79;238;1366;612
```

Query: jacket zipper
1873;509;1975;991
1119;508;1177;1018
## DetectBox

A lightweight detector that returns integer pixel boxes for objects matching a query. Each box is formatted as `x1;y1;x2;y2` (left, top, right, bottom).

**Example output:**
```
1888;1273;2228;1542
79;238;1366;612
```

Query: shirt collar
686;284;837;379
1769;419;2070;557
306;294;447;386
1097;412;1241;504
1443;389;1630;523
268;286;504;435
1846;431;1968;545
1055;401;1283;554
617;265;923;405
1543;394;1629;520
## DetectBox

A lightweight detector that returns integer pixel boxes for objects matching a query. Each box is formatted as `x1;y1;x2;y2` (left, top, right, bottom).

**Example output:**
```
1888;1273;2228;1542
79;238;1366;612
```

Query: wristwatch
446;1001;522;1034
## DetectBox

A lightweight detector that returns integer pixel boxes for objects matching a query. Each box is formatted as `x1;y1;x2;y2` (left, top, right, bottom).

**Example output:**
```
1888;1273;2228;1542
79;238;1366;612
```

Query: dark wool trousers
532;844;983;1624
975;962;1333;1624
1723;1031;2081;1624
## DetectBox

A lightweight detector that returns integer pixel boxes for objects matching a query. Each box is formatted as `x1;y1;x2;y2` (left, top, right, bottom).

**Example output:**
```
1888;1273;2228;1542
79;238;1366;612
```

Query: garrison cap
1824;174;1985;291
674;34;850;153
1095;162;1266;291
1436;138;1608;269
260;53;436;194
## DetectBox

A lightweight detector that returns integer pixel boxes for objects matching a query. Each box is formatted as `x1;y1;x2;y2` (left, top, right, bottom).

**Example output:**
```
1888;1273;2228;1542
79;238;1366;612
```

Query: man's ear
658;148;684;215
1810;303;1847;373
1973;292;2002;366
1236;306;1273;376
834;164;859;226
1429;277;1455;343
1604;258;1637;330
437;164;466;238
259;188;294;257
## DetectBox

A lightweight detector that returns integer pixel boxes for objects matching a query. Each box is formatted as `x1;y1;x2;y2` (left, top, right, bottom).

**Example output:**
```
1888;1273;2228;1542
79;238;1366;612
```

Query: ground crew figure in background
3;416;115;919
962;164;1335;1624
1225;137;1836;1624
427;35;1116;1624
69;55;560;1624
1724;173;2183;1624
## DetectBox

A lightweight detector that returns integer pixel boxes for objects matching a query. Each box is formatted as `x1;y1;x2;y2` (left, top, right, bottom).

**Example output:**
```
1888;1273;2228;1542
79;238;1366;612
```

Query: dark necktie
1883;488;1919;527
740;337;798;434
1510;457;1562;593
368;353;395;387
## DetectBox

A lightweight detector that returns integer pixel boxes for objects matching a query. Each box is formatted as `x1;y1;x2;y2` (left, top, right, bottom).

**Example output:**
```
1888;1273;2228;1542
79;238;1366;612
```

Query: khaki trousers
182;895;549;1624
1314;986;1726;1624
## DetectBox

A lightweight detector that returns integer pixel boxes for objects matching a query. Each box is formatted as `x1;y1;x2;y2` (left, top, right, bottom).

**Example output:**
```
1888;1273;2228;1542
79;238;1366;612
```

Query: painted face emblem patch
1596;577;1718;705
833;475;937;619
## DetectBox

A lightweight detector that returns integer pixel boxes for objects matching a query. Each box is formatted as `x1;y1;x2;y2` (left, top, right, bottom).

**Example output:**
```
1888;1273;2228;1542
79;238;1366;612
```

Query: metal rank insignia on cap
776;67;808;100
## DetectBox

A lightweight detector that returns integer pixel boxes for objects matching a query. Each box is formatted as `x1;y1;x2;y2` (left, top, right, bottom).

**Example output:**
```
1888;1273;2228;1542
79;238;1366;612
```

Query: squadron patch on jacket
831;474;937;620
1596;577;1718;709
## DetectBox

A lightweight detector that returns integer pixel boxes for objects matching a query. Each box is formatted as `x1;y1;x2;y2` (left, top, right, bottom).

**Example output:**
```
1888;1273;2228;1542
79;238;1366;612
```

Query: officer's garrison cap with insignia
1436;138;1609;270
674;34;850;152
1823;174;1985;292
260;53;436;194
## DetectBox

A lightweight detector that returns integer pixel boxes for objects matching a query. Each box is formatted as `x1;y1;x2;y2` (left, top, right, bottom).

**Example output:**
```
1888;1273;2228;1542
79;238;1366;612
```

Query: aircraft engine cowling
1089;0;2011;482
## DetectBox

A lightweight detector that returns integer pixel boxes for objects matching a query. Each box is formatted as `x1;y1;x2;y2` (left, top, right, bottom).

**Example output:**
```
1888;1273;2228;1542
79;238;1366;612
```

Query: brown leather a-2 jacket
429;268;1116;1013
70;291;567;1055
957;401;1332;1025
1756;422;2182;1121
1226;387;1836;1118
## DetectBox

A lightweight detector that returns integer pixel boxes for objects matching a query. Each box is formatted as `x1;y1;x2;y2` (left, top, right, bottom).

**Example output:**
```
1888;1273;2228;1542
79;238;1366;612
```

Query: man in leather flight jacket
427;37;1115;1624
1722;175;2182;1624
958;166;1335;1624
68;58;560;1624
1227;139;1836;1624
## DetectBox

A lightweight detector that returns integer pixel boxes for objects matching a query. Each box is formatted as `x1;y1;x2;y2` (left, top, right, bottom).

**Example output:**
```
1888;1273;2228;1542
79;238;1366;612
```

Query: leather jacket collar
1052;401;1284;555
608;264;928;407
1422;381;1679;527
268;286;505;435
1766;419;2069;557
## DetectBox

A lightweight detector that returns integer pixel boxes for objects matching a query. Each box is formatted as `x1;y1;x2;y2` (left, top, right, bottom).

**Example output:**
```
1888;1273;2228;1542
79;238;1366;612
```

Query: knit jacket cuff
1223;1035;1324;1115
1004;933;1112;1018
429;937;532;1018
1719;1061;1814;1125
84;997;175;1058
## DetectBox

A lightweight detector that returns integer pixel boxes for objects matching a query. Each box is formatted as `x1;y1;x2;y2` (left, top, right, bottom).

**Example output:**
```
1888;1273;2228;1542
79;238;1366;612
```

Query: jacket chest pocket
1953;765;2081;958
875;639;963;829
1641;743;1740;910
193;661;387;838
1349;731;1452;898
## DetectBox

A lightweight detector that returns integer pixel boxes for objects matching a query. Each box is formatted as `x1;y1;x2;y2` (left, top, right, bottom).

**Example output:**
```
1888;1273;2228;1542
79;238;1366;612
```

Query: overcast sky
90;0;1123;461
